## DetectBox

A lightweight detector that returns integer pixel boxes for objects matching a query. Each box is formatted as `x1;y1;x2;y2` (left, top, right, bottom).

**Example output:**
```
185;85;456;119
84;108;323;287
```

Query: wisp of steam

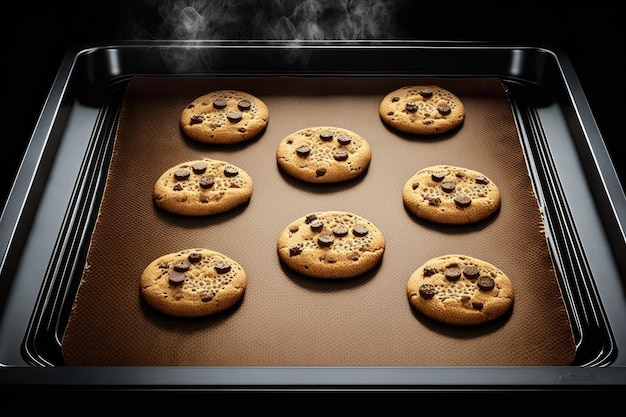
120;0;408;71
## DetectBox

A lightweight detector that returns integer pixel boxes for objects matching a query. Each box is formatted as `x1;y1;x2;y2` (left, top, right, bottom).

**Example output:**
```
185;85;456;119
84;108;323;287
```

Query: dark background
3;0;624;400
4;2;622;211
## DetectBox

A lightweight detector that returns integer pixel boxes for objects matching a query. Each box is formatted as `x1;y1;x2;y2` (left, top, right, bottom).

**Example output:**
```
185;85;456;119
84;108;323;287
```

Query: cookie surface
402;165;500;224
276;126;372;183
277;211;385;279
407;254;514;326
379;85;465;135
154;158;253;216
140;248;247;317
180;90;269;144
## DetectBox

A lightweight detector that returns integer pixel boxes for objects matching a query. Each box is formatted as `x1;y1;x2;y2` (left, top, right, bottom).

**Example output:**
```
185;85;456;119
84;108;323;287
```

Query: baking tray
1;41;625;390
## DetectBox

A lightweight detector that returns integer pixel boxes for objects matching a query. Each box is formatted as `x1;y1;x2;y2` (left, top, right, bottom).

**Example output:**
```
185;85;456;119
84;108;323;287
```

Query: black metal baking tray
1;40;624;391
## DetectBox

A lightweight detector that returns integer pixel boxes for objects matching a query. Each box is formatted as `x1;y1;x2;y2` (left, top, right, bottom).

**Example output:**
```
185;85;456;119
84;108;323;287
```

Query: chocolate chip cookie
407;254;514;326
402;165;500;224
140;248;247;317
276;126;372;183
153;158;253;216
379;85;465;135
180;90;269;144
277;211;385;279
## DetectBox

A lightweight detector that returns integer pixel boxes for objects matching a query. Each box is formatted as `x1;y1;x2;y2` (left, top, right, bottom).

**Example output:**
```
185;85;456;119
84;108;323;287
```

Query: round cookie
379;85;465;135
276;126;372;183
180;90;269;144
407;254;514;326
154;158;253;216
277;211;385;279
402;165;500;225
140;248;247;317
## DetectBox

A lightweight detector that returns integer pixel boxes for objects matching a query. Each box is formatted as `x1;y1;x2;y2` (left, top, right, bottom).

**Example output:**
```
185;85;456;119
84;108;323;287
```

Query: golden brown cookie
402;165;500;224
140;248;247;317
180;90;269;144
276;126;372;183
277;211;385;279
153;158;253;216
379;85;465;135
407;254;514;326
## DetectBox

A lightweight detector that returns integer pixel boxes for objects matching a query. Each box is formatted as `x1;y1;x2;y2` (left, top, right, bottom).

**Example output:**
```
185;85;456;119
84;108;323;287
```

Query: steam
123;0;404;41
120;0;406;71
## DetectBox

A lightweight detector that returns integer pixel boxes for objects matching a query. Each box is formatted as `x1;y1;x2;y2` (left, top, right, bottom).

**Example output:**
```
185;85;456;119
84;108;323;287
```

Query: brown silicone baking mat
61;76;576;366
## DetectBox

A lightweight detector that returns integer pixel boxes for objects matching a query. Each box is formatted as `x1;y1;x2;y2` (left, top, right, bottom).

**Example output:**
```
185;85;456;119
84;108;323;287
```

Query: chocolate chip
332;225;349;237
188;252;202;263
477;276;495;291
192;161;208;174
419;283;436;299
309;219;324;231
475;176;489;185
213;99;227;108
411;182;420;190
215;262;231;274
334;148;349;161
472;301;484;310
190;114;204;125
405;102;418;113
454;194;472;207
173;184;183;191
238;99;252;110
226;111;242;122
444;265;462;281
431;172;446;182
200;175;215;189
289;244;303;257
337;135;352;145
353;225;369;237
463;265;480;279
174;168;191;181
289;224;299;233
224;166;239;177
320;131;334;141
437;105;452;115
441;180;456;193
296;145;311;157
174;260;191;272
419;88;433;98
168;271;186;285
316;167;327;177
305;214;318;224
391;96;400;102
423;266;437;277
317;233;334;247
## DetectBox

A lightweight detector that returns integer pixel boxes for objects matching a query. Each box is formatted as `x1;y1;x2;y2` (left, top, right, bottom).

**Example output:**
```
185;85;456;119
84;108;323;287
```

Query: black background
3;0;624;400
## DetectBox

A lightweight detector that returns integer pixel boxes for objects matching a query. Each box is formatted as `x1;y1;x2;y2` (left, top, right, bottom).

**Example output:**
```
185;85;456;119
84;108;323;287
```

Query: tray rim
1;41;624;390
